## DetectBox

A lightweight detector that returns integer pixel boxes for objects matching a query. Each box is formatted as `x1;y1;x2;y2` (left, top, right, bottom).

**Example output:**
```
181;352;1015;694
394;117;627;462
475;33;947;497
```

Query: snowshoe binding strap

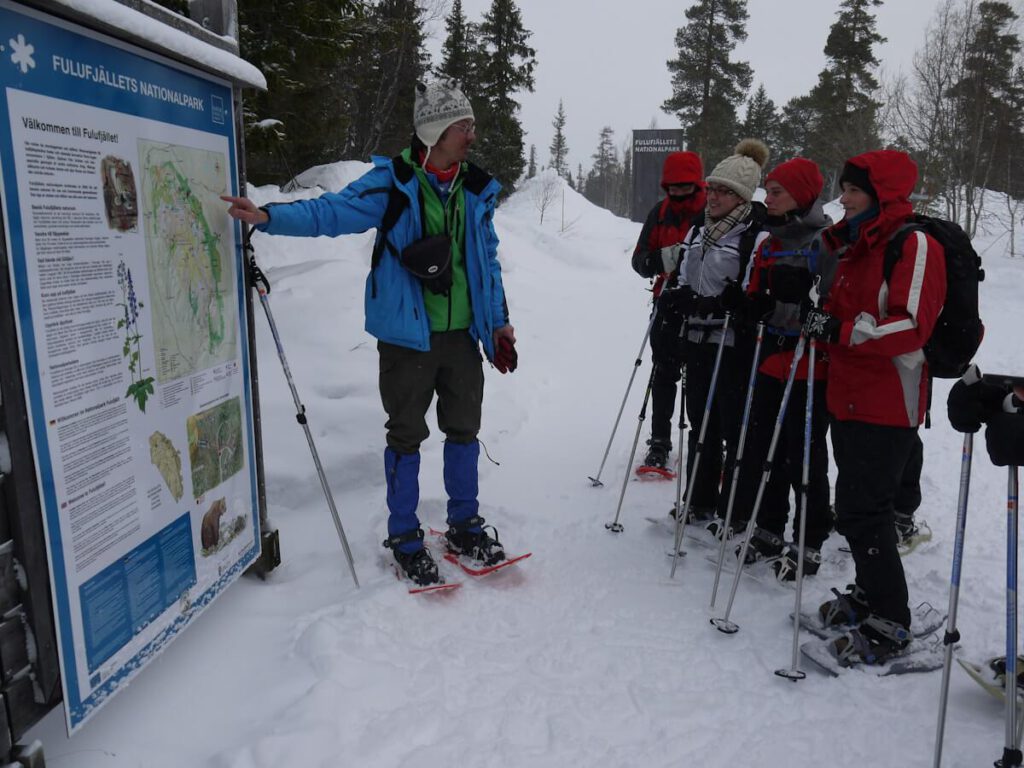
819;584;869;627
446;515;486;534
772;547;821;583
445;521;505;566
834;615;911;667
383;528;425;550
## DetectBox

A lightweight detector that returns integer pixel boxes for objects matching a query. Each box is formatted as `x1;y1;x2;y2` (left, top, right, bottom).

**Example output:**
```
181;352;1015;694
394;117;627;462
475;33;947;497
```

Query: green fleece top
403;149;471;332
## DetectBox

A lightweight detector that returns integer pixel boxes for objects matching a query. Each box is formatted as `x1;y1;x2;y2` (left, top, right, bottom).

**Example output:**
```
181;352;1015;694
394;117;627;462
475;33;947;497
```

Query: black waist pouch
400;235;452;295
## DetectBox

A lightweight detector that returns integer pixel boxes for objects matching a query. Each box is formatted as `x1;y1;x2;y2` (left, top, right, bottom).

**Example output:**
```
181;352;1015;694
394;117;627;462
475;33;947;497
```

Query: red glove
493;336;517;374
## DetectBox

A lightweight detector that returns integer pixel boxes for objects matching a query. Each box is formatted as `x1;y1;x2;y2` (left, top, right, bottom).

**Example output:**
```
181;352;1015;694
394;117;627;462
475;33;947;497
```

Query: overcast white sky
427;0;948;174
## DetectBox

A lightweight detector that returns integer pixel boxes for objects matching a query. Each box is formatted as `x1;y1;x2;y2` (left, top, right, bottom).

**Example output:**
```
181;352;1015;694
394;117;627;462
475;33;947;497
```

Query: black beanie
838;162;877;200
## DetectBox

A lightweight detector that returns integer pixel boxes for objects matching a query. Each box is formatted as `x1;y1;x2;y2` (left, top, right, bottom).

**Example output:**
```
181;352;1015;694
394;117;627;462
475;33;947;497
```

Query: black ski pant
682;339;744;517
895;430;923;518
733;374;832;549
649;314;684;446
830;419;917;630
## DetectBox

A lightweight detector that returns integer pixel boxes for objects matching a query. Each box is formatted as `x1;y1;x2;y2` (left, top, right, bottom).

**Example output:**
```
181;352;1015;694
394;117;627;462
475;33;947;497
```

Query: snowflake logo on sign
9;34;35;74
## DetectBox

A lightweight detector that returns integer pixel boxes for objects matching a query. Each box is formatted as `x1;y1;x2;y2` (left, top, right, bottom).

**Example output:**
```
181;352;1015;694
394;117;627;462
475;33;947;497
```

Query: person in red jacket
802;150;947;666
720;157;833;581
630;152;707;470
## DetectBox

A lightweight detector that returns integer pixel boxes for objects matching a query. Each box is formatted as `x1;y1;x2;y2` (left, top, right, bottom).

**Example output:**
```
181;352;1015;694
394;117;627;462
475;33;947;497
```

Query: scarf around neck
703;200;752;254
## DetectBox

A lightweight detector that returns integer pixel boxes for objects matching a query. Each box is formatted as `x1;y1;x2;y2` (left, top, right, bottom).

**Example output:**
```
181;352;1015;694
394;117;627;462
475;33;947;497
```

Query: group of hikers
630;137;1023;669
221;77;1024;674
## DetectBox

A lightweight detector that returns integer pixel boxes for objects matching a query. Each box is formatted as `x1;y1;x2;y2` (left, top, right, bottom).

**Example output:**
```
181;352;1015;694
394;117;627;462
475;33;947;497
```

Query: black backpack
883;215;984;379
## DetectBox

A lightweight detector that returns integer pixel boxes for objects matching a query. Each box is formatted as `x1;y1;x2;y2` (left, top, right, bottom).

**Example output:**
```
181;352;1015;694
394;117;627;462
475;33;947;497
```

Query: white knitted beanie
413;80;474;148
705;139;770;201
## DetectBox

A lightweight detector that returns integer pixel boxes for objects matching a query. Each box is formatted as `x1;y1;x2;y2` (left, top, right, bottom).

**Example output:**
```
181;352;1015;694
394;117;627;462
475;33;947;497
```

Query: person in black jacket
630;152;706;470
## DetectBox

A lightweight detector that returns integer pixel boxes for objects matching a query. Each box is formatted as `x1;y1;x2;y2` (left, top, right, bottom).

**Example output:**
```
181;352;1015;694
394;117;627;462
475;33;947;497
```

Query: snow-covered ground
28;167;1024;767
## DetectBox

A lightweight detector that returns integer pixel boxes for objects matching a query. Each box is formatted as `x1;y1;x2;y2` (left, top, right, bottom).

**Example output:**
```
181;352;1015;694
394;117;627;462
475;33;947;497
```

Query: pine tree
741;84;781;157
438;0;472;85
527;144;537;178
585;127;621;210
239;0;366;185
577;163;584;192
473;0;537;194
662;0;753;167
345;0;431;160
618;142;633;217
780;0;886;188
549;99;569;177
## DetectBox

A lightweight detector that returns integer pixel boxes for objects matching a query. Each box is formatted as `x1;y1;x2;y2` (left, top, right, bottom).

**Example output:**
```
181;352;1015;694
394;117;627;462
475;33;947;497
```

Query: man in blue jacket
223;80;516;586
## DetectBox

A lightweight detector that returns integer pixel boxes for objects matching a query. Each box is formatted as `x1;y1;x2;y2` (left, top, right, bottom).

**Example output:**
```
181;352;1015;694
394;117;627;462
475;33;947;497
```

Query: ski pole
670;313;732;578
245;236;360;589
710;321;765;608
589;304;659;487
605;364;658;533
775;337;817;681
932;432;973;768
671;356;689;530
999;464;1022;768
710;334;806;634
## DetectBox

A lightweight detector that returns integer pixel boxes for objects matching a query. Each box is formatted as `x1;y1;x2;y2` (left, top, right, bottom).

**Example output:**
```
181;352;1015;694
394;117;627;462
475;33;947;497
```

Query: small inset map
149;431;183;501
186;397;244;499
138;140;236;382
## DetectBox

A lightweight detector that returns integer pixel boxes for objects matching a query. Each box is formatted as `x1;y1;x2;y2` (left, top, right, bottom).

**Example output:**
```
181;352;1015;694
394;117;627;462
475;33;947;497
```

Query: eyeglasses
706;185;738;198
449;120;476;136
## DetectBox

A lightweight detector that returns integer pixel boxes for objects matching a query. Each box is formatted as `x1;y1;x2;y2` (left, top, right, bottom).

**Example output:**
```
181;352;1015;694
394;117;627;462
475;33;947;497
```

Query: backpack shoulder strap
736;203;767;281
882;220;922;284
369;156;416;296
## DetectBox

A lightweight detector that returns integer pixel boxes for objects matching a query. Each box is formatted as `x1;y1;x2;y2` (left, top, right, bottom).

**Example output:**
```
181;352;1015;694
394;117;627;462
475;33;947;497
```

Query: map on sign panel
139;141;236;382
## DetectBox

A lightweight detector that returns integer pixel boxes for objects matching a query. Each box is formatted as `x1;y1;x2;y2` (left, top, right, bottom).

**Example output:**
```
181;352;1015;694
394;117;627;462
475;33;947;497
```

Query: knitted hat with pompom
705;139;770;202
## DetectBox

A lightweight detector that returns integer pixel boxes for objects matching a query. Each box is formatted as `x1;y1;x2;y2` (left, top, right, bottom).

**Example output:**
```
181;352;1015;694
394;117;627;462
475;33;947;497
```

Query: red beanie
765;157;824;211
661;151;704;190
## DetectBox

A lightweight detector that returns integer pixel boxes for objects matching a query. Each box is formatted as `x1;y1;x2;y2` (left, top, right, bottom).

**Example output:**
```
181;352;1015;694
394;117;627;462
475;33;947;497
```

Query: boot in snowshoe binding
818;583;870;628
772;545;822;582
739;527;784;565
705;517;737;541
642;438;671;469
384;529;439;586
832;614;910;667
445;515;506;566
989;656;1024;691
895;513;932;554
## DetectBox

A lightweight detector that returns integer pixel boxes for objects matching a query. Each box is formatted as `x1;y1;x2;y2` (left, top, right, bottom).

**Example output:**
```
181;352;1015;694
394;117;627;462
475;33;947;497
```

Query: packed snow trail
28;168;1023;767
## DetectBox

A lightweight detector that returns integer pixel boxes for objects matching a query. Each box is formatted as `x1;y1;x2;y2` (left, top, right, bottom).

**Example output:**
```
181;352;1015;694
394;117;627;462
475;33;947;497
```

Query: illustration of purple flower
116;259;154;412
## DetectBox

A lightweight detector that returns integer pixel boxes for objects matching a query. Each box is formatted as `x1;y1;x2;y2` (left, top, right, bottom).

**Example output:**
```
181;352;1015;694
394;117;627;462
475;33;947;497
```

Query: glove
633;249;660;278
493;336;517;374
718;280;746;314
657;286;697;320
947;364;1007;433
660;243;683;274
643;250;662;277
802;308;841;342
769;265;813;303
747;291;776;323
985;409;1024;467
693;294;720;318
